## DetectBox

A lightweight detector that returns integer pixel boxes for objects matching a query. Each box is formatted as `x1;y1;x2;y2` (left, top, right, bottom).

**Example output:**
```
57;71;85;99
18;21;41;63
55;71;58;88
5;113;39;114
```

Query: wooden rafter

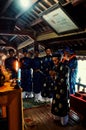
44;0;52;6
1;0;13;14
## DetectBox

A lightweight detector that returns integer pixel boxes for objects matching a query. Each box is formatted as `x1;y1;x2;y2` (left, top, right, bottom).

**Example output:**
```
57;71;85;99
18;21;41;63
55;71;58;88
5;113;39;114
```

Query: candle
18;68;21;85
15;60;21;86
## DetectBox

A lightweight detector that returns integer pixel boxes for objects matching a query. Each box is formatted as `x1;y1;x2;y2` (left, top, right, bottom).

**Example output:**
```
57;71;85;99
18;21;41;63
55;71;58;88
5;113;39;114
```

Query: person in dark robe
63;48;78;94
32;50;44;102
20;49;33;98
4;49;17;79
41;48;54;102
51;53;70;126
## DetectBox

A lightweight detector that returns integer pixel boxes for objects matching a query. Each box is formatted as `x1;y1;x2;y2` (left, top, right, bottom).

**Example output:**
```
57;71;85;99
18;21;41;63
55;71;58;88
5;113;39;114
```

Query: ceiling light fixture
19;0;31;10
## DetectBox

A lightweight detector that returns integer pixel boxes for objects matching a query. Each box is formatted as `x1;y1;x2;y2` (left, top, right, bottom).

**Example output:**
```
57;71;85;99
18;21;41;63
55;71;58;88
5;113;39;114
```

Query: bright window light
76;60;86;85
19;0;31;10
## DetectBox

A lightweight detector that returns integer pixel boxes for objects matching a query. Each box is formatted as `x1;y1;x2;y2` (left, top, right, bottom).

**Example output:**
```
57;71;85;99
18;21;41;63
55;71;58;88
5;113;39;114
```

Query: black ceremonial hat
22;48;28;53
52;53;61;60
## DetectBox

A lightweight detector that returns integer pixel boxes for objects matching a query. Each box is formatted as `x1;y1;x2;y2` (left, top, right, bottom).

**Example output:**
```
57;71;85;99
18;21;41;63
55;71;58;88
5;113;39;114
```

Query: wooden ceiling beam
1;0;13;14
44;0;52;6
0;43;16;49
31;18;43;26
0;29;35;39
37;30;86;42
72;0;86;6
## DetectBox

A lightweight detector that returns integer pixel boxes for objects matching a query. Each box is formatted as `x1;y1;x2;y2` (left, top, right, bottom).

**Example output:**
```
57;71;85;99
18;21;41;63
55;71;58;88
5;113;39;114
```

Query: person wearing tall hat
41;48;54;102
20;48;33;98
51;53;70;126
63;47;78;94
4;48;18;79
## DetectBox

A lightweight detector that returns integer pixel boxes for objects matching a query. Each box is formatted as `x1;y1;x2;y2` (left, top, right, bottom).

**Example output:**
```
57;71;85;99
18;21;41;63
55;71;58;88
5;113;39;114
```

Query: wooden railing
76;83;86;92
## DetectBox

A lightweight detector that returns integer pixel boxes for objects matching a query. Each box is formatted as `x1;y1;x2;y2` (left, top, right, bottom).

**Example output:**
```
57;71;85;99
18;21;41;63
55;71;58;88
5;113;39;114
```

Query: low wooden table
0;85;24;130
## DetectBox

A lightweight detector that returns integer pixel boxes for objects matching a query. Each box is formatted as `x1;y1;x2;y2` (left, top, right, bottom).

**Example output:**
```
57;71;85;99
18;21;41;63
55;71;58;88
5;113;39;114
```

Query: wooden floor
23;103;86;130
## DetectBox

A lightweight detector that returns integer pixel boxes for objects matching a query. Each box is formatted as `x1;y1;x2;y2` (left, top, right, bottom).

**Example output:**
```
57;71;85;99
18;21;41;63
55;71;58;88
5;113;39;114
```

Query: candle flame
15;61;19;72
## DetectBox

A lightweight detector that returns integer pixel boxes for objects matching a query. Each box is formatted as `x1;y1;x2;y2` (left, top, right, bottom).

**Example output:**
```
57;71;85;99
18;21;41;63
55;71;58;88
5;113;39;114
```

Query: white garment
61;115;69;126
22;91;34;98
34;93;45;102
53;115;69;126
26;92;34;98
22;91;26;99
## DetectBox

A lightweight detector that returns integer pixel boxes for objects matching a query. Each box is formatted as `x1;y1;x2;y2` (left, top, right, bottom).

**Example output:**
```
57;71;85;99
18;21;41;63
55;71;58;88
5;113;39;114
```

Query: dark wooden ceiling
0;0;86;54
